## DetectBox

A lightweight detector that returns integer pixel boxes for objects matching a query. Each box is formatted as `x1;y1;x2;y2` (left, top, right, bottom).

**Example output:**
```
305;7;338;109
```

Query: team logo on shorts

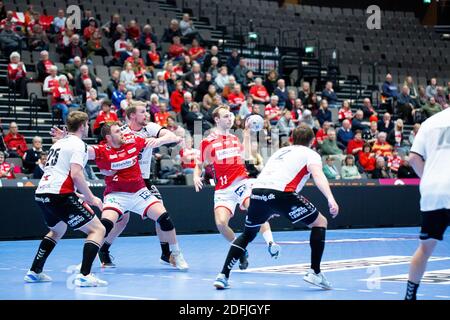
67;214;84;228
288;206;309;220
138;189;152;200
234;184;247;197
106;197;120;205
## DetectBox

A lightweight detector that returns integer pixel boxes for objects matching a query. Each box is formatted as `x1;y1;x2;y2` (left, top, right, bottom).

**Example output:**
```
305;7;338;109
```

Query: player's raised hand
50;126;67;139
328;198;339;218
193;175;203;192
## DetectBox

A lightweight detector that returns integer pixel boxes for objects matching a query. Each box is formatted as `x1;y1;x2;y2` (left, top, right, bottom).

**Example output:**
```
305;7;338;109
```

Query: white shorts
103;187;162;220
214;178;253;216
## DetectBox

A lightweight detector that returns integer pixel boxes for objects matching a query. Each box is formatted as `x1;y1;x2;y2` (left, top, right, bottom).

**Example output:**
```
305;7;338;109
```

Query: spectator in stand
86;88;104;120
168;36;186;61
358;143;376;174
167;116;186;138
242;69;256;92
7;52;27;99
397;85;415;124
75;64;101;96
396;156;419;179
120;61;141;96
352;110;369;132
0;22;21;56
185;102;212;135
337;119;354;148
387;150;402;176
320;128;343;158
179;136;200;175
226;48;240;74
180;13;200;43
316;99;332;127
113;32;128;64
227;84;245;115
250;77;270;105
51;75;79;123
0;126;8;156
181;91;193;123
111;81;127;113
63;34;89;64
341;155;361;180
4;122;28;158
321;81;339;108
323;156;340;180
36;50;54;82
188;38;205;63
214;66;230;92
291;98;304;124
126;20;140;43
404;76;418;100
93;100;119;136
208;56;220;79
43;65;59;94
425;77;438;99
80;9;98;34
202;85;220;112
22;136;44;174
32;151;47;179
264;70;278;96
162;19;182;43
300;109;318;132
154;102;171;127
381;73;399;101
102;13;121;38
51;8;65;33
315;121;331;147
221;75;236;100
146;42;163;71
387;119;406;150
276;109;295;138
137;24;157;50
371;156;392;179
435;86;449;109
120;90;135;117
362;121;379;144
0;151;15;179
184;62;204;94
125;48;148;82
408;123;421;146
347;130;364;156
233;57;250;86
265;95;282;126
298;81;311;106
239;96;259;119
107;69;120;98
415;85;428;109
28;24;49;51
372;132;393;157
148;94;161;118
87;30;109;58
64;56;82;84
170;80;186;113
422;96;442;118
377;112;394;133
155;72;170;102
274;79;288;108
361;98;378;122
202;46;222;73
338;100;353;123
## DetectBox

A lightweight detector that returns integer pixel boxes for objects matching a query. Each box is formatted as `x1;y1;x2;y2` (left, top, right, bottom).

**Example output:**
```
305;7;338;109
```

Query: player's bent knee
157;212;174;231
310;213;327;228
101;218;115;237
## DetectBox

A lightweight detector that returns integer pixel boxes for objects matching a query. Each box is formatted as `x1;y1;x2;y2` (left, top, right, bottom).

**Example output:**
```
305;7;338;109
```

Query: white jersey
36;135;88;195
410;108;450;211
253;145;322;193
120;122;163;179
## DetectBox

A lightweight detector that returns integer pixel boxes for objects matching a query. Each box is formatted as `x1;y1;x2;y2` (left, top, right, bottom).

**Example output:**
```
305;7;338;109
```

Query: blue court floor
0;227;449;300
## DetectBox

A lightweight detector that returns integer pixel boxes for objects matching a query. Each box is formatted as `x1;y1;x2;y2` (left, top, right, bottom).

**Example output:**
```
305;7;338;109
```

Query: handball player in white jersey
194;105;280;270
213;124;339;290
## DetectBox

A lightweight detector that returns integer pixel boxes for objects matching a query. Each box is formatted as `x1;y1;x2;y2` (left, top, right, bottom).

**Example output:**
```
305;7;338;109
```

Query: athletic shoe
74;273;108;287
169;251;189;271
98;250;116;268
303;269;332;290
159;253;171;266
24;270;52;283
213;273;230;290
268;242;281;259
238;250;249;270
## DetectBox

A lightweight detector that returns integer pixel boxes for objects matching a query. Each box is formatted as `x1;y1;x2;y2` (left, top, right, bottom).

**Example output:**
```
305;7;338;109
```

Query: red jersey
264;104;281;122
42;59;54;74
168;44;185;58
0;162;15;179
170;90;185;113
52;85;73;105
200;132;248;190
338;108;353;121
148;51;161;65
387;155;402;173
227;92;245;112
93;134;147;195
8;63;27;80
250;85;269;100
188;46;205;59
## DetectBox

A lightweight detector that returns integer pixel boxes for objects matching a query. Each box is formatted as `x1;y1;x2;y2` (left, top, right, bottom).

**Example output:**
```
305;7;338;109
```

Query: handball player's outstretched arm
308;163;339;218
144;128;182;148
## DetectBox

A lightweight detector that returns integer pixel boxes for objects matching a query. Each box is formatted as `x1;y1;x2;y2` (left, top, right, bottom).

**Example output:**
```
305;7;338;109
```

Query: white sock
170;243;180;253
262;230;274;245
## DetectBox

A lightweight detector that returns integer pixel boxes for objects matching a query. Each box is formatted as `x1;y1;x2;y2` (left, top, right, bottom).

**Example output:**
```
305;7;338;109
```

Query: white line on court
435;295;450;299
358;290;372;293
383;291;399;295
263;283;278;286
161;275;174;278
121;273;135;276
78;292;157;300
243;281;256;284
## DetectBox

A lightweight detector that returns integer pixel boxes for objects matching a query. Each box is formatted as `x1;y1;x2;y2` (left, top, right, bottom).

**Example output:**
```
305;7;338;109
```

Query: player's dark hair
101;122;119;140
66;111;88;133
292;124;314;146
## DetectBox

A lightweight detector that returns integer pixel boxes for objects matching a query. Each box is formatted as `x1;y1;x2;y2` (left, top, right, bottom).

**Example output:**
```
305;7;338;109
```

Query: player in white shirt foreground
194;105;280;270
405;108;450;300
97;102;186;269
213;124;340;290
24;111;107;287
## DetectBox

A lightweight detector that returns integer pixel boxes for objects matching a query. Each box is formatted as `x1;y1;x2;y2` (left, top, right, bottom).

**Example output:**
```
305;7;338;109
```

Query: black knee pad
101;218;114;237
157;212;174;231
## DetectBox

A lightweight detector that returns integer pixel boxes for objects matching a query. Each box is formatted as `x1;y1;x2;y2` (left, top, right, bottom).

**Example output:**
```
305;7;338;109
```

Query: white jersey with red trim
36;135;88;195
120;122;163;179
253;145;322;193
200;131;248;190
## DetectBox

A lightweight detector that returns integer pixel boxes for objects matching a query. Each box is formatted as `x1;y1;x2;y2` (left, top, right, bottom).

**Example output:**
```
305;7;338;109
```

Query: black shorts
246;188;319;228
420;209;450;241
35;193;95;230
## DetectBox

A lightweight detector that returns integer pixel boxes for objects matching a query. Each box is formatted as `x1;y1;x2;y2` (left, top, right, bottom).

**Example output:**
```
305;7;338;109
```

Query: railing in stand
7;80;17;121
29;93;39;133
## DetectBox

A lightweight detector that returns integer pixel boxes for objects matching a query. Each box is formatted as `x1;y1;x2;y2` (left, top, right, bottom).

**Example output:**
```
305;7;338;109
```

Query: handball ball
245;114;264;132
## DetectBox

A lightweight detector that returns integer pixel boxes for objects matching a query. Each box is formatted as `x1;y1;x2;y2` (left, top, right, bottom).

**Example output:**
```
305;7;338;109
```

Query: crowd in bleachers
1;2;449;182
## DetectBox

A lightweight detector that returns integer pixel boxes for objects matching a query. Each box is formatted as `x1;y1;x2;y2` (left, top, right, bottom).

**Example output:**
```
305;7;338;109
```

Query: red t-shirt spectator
188;46;205;60
358;151;376;172
168;43;186;59
338;108;353;122
315;128;328;144
8;63;27;81
250;85;269;101
154;111;171;127
93;110;119;132
264;104;281;122
227;92;245;112
51;85;73;105
4;132;28;158
170;89;186;113
347;139;364;155
179;147;200;169
148;51;161;65
387;155;402;173
0;161;15;179
83;26;97;41
127;26;140;41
